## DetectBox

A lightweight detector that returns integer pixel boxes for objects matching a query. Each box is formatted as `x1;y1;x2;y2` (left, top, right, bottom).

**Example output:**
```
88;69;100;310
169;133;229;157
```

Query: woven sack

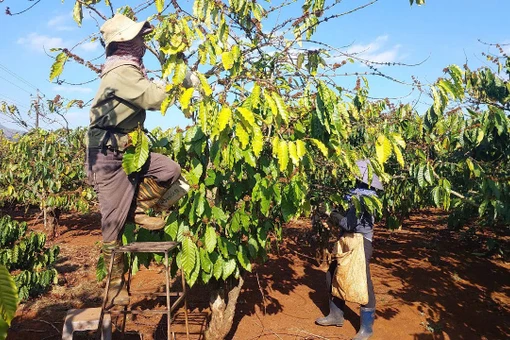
331;233;368;305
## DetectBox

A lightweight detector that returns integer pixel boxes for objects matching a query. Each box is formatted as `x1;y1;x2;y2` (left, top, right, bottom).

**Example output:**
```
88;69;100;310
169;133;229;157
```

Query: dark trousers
328;237;375;309
86;149;181;242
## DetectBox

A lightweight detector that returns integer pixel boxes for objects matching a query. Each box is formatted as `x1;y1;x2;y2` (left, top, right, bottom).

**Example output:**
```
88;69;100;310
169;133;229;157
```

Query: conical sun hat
100;14;153;48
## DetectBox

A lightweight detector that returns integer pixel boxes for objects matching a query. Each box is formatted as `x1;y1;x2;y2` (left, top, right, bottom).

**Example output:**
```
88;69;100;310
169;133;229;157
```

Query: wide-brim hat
100;13;153;48
356;159;384;191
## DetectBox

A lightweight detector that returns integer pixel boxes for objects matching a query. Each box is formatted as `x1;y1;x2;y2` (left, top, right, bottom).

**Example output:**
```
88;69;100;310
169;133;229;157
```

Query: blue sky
0;0;509;131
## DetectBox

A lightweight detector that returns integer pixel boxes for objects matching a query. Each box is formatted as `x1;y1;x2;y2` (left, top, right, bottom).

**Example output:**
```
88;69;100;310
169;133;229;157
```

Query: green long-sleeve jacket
87;62;166;151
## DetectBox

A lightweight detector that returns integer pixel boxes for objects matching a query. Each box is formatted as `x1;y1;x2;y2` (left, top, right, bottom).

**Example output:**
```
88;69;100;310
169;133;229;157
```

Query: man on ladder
85;13;189;308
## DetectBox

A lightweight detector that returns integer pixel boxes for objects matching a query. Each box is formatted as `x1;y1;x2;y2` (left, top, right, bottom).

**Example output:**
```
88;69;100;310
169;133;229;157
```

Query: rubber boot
315;298;345;326
154;175;190;211
315;269;344;326
352;307;375;340
137;177;168;211
133;207;166;230
103;241;130;307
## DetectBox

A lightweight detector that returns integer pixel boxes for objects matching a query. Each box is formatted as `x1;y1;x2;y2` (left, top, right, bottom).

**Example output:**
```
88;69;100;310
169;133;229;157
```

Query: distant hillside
0;123;25;140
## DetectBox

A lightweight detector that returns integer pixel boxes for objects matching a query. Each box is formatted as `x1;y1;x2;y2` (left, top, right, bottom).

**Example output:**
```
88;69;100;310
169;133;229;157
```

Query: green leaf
182;237;197;274
417;164;425;188
0;318;8;340
212;206;228;223
237;245;252;272
213;255;223;280
163;213;179;240
122;130;149;175
204;226;217;253
222;258;236;280
95;254;107;282
375;134;392;165
432;186;441;207
156;0;164;12
424;163;433;184
0;265;18;328
49;52;68;82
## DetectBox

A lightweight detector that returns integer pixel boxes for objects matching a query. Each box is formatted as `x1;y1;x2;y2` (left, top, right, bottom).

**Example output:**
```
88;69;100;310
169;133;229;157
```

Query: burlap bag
331;233;368;305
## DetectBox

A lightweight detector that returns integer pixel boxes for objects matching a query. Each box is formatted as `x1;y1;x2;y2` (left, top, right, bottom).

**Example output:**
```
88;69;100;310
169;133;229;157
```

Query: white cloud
17;33;65;52
47;14;76;32
79;41;100;52
52;86;93;94
346;35;402;64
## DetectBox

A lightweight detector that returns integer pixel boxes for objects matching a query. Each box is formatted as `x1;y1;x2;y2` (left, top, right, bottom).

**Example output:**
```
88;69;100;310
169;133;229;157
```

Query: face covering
101;35;148;78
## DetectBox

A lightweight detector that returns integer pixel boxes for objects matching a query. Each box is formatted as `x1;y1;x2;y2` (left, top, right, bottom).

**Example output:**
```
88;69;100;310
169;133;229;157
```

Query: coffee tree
0;127;95;237
46;0;427;337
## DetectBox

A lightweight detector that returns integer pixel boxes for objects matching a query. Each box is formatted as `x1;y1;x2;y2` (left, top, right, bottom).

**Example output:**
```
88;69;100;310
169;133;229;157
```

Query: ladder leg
98;249;116;335
165;251;171;340
182;273;190;339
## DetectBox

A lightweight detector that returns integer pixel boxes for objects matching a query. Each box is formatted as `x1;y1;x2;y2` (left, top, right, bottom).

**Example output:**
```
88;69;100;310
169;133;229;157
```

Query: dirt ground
5;209;510;340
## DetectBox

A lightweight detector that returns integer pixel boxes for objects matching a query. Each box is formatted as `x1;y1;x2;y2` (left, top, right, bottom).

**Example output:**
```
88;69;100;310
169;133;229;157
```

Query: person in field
315;160;381;340
85;14;182;307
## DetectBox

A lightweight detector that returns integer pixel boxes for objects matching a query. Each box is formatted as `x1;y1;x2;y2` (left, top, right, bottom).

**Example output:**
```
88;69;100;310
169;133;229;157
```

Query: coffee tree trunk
204;275;245;340
43;207;60;239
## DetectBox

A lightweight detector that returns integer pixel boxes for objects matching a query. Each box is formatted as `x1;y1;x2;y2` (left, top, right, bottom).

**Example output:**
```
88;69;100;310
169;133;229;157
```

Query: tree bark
43;207;60;239
204;275;245;340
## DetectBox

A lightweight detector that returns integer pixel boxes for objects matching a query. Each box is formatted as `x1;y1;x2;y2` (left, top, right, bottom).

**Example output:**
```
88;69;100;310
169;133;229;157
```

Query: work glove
183;71;200;89
327;209;345;227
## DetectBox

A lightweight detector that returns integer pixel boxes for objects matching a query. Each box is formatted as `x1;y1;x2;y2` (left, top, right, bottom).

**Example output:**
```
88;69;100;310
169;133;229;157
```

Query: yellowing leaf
172;58;187;84
252;125;263;157
72;1;83;26
278;139;289;172
296;140;306;159
160;96;174;116
162;55;176;78
310;139;328;157
271;92;288;123
375;134;392;165
263;91;278;116
272;135;280;159
390;133;406;149
180;88;195;109
218;106;232;132
222;51;234;70
198;73;212;96
393;143;405;168
288;141;299;166
156;0;164;12
236;123;249;149
198;101;207;132
237;107;255;127
49;52;68;82
250;83;261;108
